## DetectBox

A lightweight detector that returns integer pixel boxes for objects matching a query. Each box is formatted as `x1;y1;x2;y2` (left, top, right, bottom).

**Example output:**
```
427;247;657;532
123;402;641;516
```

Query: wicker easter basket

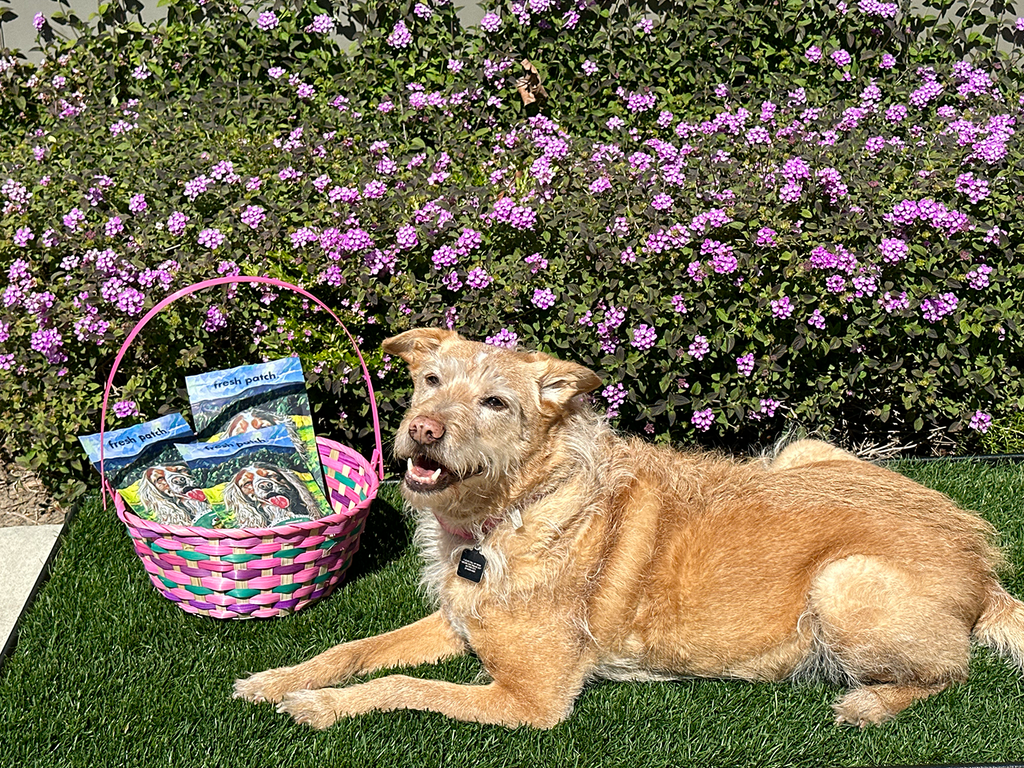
98;276;384;619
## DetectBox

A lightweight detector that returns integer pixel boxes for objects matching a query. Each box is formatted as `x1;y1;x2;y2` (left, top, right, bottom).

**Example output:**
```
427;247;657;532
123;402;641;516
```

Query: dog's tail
974;582;1024;672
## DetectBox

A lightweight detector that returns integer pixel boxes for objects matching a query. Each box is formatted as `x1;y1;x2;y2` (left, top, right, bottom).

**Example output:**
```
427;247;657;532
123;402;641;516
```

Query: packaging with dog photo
185;356;325;496
78;413;211;526
175;423;331;529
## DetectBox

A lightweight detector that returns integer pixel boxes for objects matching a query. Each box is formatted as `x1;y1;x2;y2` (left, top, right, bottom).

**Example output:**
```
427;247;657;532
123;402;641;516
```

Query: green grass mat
2;464;1024;768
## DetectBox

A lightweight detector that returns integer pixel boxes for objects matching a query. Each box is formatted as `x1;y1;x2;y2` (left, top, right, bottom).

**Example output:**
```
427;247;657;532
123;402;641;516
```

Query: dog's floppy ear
528;353;602;411
382;328;461;366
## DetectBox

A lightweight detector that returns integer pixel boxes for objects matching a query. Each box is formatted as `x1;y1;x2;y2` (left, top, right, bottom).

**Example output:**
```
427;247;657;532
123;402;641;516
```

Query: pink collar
433;512;501;541
431;491;549;541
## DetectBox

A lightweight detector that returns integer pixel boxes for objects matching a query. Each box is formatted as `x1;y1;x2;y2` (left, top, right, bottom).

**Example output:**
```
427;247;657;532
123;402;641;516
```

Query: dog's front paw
277;689;343;730
233;667;305;704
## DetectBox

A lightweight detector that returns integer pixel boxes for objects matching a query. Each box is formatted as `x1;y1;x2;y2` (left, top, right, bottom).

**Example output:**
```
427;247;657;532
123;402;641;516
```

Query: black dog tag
457;548;486;583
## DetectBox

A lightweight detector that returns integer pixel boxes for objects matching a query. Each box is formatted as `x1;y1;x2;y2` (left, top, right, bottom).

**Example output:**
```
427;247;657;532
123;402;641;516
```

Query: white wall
0;0;1017;65
0;0;485;63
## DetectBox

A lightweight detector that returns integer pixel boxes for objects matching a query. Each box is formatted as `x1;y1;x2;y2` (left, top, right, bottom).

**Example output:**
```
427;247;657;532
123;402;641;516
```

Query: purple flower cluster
736;353;755;377
920;292;959;323
955;173;990;204
954;62;997;100
2;179;31;215
691;408;714;432
878;238;909;263
878;291;910;314
830;49;852;68
617;87;656;113
532;288;556;309
756;227;778;247
480;12;501;32
491;198;537;230
966;264;992;290
485;328;518;349
631;324;657;350
644;225;690;255
5;259;34;308
602;383;627;418
184;174;211;201
749;398;781;421
815;168;848;205
339;227;375;253
969;410;992;433
197;227;225;250
166;211;189;235
240;205;266;229
204;306;228;332
256;11;279;31
770;296;794;320
308;14;334;34
395;224;418;251
30;327;65;364
14;227;34;247
113;400;140;418
886;198;970;236
858;0;898;17
702;239;738;274
524;252;548;273
466;268;493;290
688;335;710;360
651;193;674;211
74;307;110;344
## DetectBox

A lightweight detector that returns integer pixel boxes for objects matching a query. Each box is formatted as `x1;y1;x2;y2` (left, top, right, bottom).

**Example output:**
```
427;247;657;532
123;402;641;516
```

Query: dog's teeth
407;457;414;474
430;468;442;482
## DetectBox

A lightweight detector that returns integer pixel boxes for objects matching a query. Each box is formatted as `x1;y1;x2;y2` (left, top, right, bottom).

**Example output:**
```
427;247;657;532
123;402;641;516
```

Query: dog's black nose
409;415;445;446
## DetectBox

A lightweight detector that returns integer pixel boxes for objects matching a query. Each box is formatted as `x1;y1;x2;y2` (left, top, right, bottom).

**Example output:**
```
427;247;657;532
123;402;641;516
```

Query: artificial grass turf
1;464;1024;768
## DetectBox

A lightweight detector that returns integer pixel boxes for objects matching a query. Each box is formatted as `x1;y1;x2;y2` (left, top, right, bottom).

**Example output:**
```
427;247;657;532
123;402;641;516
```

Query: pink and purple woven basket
98;276;383;620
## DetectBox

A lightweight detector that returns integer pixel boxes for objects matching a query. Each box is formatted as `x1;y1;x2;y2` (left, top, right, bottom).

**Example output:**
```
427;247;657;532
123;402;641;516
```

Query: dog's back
578;443;1002;686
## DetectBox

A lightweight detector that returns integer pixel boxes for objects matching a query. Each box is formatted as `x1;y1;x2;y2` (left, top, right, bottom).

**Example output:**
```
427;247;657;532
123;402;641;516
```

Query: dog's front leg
233;611;467;704
275;613;590;729
276;663;584;729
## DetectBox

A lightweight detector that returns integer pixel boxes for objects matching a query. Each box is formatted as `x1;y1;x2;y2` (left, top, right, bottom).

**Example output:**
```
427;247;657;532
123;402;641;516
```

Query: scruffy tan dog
234;328;1024;729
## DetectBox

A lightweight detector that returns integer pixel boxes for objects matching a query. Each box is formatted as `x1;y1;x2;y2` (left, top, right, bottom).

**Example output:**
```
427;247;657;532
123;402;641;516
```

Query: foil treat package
185;356;325;496
78;413;208;525
176;423;332;529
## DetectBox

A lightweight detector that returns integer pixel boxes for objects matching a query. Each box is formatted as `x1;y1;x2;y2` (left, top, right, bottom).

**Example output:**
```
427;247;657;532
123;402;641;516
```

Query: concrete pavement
0;524;63;664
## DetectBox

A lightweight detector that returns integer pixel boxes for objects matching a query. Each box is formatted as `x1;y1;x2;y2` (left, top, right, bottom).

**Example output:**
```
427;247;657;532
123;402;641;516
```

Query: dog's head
143;464;206;503
225;463;320;525
224;409;280;437
383;328;601;511
137;464;209;525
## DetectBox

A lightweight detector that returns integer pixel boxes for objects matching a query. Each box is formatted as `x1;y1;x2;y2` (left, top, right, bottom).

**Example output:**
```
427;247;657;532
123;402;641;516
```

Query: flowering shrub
1;0;1024;499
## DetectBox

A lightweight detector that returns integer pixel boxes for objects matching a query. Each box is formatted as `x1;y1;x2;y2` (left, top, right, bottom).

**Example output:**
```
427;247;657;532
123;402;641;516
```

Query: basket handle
99;276;385;508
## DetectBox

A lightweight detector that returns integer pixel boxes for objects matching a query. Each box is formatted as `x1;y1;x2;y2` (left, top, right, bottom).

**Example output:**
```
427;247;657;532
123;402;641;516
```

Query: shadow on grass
344;482;411;583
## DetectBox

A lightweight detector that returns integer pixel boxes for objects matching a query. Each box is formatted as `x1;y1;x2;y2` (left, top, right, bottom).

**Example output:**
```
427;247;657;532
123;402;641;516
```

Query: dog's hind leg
806;554;972;727
233;611;468;704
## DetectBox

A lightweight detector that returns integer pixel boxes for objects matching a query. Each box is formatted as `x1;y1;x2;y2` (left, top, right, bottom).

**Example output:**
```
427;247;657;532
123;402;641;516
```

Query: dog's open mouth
404;455;483;493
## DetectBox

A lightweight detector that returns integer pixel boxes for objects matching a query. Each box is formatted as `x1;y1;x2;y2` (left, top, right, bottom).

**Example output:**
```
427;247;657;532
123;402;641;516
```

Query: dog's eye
424;374;441;387
481;396;507;410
